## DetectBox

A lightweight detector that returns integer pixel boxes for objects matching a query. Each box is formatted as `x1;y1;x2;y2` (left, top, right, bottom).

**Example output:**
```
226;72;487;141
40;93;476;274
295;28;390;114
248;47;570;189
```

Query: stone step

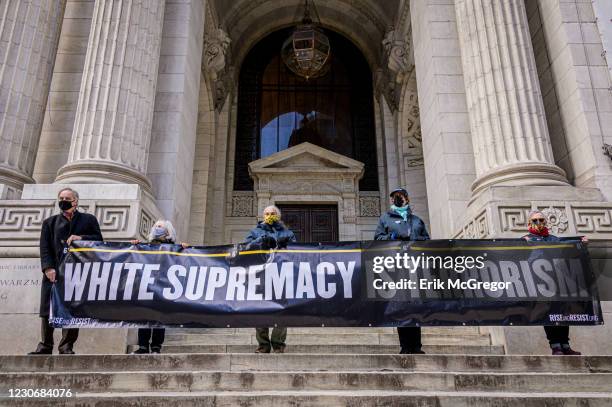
2;354;611;373
2;371;611;393
162;333;492;346
125;344;505;355
5;390;612;407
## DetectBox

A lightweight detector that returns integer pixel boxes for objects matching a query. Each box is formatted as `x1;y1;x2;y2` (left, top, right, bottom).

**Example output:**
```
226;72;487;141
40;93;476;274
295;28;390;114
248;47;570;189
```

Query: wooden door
277;204;338;243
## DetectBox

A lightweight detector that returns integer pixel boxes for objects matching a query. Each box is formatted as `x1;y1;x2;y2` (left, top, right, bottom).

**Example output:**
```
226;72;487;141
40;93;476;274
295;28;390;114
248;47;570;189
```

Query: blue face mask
152;226;167;239
391;204;410;221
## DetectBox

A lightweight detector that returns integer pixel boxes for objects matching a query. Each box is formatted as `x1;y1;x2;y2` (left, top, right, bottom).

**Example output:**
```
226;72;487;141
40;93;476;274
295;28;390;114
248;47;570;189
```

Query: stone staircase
1;327;612;406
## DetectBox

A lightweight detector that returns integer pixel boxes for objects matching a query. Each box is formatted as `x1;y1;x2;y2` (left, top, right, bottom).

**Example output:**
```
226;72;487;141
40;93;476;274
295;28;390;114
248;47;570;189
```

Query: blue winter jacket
374;209;430;241
244;221;297;250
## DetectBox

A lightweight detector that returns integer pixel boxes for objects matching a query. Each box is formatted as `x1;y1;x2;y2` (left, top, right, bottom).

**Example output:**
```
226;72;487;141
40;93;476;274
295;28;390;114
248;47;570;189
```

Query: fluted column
455;0;568;195
55;0;165;191
0;0;66;199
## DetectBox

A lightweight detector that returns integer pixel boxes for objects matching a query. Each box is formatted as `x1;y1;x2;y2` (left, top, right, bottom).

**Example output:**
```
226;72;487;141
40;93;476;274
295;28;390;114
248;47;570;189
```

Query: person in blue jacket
375;187;429;354
523;210;587;356
245;205;296;353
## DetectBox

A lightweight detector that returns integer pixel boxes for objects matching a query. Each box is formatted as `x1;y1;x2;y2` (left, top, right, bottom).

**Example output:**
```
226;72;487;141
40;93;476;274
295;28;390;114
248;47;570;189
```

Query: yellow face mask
264;214;280;225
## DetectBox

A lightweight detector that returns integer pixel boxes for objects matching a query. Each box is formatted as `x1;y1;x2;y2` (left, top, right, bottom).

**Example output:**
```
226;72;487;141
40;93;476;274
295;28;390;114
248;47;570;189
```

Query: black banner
50;239;604;328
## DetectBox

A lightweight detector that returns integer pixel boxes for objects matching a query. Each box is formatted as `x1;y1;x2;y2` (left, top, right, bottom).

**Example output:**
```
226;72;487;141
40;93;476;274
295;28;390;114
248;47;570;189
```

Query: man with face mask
244;205;296;353
29;187;103;355
375;188;430;354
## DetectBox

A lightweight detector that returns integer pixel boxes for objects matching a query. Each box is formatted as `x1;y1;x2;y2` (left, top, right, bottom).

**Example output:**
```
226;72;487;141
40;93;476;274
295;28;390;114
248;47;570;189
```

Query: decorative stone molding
456;210;489;239
376;27;414;112
0;184;163;252
0;200;156;247
230;192;255;217
455;201;612;240
541;207;569;235
359;193;381;217
202;27;233;110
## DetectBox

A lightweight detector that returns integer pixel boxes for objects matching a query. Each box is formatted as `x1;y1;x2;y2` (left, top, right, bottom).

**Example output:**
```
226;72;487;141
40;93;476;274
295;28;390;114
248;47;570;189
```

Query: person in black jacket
523;210;586;356
375;188;430;354
244;205;296;353
29;187;103;355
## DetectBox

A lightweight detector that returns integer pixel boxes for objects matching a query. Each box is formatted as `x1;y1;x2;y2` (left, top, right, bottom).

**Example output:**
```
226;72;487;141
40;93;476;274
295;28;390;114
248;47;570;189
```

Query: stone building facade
0;0;611;354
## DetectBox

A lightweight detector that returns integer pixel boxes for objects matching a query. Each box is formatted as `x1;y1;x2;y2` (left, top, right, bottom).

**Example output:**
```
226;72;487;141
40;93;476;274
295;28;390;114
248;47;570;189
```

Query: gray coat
374;210;430;241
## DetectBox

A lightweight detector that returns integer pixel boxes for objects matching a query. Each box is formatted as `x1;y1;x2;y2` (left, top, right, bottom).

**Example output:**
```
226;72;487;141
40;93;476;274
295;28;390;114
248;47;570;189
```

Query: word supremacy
64;261;356;302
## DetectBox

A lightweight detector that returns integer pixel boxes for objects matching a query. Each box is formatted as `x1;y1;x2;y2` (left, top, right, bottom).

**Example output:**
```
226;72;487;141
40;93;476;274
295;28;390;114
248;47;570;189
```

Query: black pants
138;328;165;350
36;318;79;352
544;326;570;346
397;327;422;351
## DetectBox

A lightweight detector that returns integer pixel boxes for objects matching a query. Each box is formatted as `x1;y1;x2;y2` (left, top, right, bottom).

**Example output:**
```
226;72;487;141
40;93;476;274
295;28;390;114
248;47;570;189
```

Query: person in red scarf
523;210;587;356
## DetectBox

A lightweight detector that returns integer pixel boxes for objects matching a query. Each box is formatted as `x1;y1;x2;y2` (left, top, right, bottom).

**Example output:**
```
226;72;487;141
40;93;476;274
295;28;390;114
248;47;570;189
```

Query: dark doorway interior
277;204;338;243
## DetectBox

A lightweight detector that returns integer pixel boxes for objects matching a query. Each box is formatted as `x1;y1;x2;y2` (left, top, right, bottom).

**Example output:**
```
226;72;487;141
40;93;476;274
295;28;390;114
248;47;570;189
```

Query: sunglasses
530;218;546;224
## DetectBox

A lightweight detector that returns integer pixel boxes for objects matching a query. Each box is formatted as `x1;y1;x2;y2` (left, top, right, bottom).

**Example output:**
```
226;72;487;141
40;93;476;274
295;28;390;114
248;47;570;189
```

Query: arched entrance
233;28;378;192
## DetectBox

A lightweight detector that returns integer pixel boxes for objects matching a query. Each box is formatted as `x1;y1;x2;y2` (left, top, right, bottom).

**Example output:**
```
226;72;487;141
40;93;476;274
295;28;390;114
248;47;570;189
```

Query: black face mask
58;200;73;211
393;195;405;207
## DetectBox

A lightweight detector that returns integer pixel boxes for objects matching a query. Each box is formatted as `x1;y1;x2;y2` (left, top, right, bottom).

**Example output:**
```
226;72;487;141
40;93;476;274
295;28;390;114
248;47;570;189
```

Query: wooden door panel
277;204;338;243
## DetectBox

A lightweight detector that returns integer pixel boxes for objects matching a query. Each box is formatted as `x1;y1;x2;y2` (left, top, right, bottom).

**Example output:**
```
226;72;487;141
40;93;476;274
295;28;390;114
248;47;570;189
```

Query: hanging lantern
281;0;330;80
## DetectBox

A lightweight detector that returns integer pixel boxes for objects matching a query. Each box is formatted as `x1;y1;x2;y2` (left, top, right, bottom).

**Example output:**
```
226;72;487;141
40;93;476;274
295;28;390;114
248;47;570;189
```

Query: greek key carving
0;205;54;231
94;206;129;232
573;208;612;233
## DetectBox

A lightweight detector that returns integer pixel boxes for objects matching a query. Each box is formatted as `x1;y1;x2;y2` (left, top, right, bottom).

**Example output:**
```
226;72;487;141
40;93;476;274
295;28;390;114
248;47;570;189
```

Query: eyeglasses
530;218;546;224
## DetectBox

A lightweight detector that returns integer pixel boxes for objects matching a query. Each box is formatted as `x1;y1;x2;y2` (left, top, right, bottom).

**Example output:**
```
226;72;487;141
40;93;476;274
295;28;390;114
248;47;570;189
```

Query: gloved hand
276;235;290;247
262;235;277;249
398;231;412;240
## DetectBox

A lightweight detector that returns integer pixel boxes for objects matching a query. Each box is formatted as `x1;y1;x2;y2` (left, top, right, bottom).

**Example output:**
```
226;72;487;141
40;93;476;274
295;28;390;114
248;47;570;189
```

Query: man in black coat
29;187;103;355
375;187;430;354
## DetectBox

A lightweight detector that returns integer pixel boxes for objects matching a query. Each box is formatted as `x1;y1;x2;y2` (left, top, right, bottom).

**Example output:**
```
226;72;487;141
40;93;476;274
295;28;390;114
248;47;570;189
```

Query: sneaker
59;349;75;355
272;345;286;354
150;347;161;354
131;347;149;354
255;346;271;353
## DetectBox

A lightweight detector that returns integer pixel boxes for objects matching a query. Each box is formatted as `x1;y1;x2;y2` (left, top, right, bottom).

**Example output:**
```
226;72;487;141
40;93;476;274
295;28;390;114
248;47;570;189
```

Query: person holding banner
523;210;586;356
29;187;103;355
130;220;189;354
375;187;430;354
244;205;296;353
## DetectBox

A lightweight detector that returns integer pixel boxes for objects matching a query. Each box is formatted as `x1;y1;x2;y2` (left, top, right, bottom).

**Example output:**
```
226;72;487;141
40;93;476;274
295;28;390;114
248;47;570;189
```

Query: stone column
55;0;165;191
455;0;568;195
0;0;66;199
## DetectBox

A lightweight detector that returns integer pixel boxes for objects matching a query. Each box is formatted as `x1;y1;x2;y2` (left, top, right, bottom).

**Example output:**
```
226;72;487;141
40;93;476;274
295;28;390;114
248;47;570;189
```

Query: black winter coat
244;222;296;250
522;233;561;242
374;209;430;241
39;211;103;317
